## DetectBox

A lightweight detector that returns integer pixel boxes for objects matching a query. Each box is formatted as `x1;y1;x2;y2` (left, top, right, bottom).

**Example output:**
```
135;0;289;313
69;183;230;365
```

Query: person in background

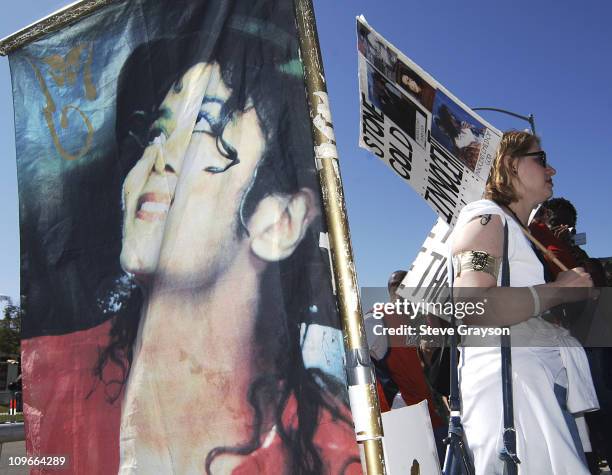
531;198;607;285
529;200;577;279
531;197;611;472
364;270;448;464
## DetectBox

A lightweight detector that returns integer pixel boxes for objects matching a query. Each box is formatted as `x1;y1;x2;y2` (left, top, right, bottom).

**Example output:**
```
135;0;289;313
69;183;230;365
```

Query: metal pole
472;107;536;135
293;1;385;474
527;114;536;136
0;0;118;56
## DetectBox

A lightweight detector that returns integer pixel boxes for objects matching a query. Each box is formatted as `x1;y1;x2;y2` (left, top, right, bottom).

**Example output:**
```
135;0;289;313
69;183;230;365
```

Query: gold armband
453;251;501;280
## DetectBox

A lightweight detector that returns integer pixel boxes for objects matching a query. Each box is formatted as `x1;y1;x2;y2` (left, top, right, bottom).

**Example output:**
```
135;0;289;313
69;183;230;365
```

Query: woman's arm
452;214;593;326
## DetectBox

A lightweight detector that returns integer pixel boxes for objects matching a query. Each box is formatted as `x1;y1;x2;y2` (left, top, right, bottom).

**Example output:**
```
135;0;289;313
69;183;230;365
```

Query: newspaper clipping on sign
357;15;501;226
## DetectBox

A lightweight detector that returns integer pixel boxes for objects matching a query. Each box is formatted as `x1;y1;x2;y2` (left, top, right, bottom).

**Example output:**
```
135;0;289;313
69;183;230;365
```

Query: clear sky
1;0;611;302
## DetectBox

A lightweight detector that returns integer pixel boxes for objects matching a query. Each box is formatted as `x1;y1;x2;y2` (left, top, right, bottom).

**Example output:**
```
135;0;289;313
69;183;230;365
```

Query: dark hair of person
387;270;407;295
92;7;357;474
540;197;578;228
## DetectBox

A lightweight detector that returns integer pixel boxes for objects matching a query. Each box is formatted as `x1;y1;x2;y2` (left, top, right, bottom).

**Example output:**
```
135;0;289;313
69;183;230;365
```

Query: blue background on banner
9;2;138;224
1;0;612;301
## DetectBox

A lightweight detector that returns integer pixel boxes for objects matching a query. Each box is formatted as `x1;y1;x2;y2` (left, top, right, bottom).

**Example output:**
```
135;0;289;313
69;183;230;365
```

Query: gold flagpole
293;1;386;473
0;0;117;56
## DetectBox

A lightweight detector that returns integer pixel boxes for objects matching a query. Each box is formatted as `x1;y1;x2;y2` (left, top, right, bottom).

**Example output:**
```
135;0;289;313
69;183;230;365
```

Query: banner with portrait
357;16;502;226
8;1;360;473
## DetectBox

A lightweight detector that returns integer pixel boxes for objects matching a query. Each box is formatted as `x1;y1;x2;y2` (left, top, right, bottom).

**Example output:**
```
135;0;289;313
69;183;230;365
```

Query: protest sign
357;16;501;226
357;16;504;309
399;217;452;310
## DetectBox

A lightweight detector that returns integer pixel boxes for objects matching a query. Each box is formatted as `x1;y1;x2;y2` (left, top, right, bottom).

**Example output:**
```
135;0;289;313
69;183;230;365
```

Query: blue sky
1;0;611;302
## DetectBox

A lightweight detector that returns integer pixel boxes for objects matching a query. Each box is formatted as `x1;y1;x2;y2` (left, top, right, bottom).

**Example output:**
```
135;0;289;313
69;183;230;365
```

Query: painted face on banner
120;62;266;287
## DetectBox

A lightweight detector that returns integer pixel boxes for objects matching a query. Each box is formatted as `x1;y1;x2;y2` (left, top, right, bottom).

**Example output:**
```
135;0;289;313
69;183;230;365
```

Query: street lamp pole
472;107;536;135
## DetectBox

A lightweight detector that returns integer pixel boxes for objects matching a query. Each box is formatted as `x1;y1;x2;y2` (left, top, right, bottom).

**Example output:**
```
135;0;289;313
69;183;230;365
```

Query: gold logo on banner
27;43;97;161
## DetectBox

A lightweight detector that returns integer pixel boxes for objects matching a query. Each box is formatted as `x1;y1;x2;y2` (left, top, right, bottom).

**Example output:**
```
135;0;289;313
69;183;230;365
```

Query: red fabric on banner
22;321;361;474
233;394;361;474
22;321;122;475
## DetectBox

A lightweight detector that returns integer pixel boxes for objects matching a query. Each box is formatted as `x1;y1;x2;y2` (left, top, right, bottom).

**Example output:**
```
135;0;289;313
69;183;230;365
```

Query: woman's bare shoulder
452;213;504;257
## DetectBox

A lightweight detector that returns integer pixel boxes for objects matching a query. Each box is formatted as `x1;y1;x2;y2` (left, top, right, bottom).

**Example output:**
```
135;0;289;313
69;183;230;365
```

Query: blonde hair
484;130;540;206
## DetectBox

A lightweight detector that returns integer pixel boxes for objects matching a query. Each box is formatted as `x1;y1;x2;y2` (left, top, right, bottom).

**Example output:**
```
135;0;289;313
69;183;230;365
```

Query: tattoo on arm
480;214;492;225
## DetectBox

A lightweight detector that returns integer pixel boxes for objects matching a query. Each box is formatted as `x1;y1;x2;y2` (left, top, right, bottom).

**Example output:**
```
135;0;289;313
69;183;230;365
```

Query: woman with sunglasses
449;130;599;474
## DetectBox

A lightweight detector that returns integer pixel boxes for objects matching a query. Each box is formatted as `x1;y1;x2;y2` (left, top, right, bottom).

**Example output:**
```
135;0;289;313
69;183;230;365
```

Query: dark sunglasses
522;150;547;168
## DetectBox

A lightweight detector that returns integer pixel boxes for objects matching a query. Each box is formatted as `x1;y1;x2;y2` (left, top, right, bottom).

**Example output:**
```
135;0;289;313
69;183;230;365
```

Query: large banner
8;1;360;473
357;16;501;226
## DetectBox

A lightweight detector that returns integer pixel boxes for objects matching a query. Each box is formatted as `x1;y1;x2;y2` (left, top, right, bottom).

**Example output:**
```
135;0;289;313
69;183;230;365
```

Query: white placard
381;400;442;474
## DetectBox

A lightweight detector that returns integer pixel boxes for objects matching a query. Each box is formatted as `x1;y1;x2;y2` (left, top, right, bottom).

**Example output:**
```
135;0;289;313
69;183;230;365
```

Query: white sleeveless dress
451;200;599;475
